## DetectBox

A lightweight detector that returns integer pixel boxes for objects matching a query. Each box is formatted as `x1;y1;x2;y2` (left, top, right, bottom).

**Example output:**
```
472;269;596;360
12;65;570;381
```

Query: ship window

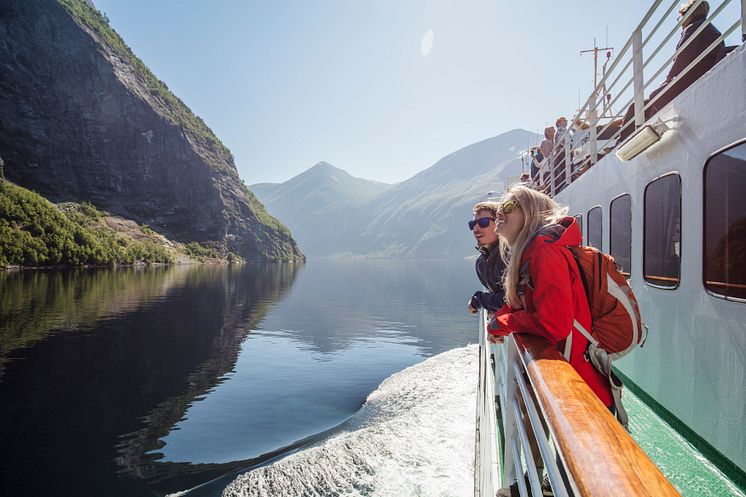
610;194;632;277
573;214;583;242
704;141;746;300
587;206;602;250
644;174;681;288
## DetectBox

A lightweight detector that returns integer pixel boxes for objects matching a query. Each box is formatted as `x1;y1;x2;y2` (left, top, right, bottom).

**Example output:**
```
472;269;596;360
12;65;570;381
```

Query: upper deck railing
529;0;744;196
475;310;682;497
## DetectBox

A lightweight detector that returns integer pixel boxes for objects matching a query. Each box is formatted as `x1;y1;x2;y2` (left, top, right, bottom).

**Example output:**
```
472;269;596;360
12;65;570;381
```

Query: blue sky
91;0;733;184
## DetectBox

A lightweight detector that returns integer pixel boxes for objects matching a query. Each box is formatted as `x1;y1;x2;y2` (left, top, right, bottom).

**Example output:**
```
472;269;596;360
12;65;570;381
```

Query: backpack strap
572;319;599;347
586;344;630;429
567;246;592;312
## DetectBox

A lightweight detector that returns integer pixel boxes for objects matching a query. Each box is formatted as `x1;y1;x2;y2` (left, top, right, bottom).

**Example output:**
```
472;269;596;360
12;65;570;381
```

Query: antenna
581;37;614;118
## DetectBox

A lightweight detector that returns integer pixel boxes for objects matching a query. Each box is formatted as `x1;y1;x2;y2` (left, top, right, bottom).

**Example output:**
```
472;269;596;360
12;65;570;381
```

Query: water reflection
258;259;477;355
0;259;481;497
0;264;301;497
0;266;186;378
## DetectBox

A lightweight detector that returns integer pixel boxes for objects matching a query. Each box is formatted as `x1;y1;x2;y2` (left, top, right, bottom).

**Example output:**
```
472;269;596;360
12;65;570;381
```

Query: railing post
502;339;518;486
564;131;571;185
632;28;645;127
589;91;598;165
742;0;746;41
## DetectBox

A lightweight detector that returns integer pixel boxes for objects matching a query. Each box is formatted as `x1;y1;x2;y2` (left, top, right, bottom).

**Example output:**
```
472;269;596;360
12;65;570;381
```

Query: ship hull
555;42;746;475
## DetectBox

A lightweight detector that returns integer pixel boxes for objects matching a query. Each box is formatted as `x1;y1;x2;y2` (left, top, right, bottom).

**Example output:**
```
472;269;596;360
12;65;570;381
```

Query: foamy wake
222;345;478;497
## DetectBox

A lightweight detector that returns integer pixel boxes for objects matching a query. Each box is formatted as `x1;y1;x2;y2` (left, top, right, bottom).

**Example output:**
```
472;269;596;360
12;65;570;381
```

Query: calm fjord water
0;260;479;496
2;261;740;497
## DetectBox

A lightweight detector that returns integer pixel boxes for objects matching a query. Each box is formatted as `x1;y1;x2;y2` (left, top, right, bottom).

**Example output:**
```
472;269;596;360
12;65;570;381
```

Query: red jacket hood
531;216;582;247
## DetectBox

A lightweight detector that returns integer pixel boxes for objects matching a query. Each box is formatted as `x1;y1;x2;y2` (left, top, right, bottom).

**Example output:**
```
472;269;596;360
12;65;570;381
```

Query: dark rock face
0;0;303;261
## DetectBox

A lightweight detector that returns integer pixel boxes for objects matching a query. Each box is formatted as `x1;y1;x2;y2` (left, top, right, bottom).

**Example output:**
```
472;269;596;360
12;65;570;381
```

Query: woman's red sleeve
487;246;573;344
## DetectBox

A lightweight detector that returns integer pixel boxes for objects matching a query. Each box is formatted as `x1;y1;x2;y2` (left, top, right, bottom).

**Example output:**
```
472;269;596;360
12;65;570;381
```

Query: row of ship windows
572;139;746;302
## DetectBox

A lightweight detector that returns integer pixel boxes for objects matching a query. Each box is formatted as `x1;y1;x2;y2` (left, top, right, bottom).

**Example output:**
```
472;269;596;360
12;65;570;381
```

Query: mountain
251;162;393;256
252;129;540;258
0;0;303;262
252;161;392;217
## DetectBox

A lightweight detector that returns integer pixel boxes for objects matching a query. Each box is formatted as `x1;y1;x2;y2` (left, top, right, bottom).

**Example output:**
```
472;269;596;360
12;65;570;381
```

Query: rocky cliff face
0;0;303;262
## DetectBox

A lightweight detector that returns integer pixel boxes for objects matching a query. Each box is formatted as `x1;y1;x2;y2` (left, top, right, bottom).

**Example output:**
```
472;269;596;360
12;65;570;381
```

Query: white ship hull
555;41;746;473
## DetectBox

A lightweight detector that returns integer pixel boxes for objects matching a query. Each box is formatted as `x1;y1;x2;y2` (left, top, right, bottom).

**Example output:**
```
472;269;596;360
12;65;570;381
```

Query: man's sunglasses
468;217;496;230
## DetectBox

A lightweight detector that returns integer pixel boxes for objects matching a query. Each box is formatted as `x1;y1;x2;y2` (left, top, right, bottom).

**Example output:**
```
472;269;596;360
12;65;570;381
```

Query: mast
580;38;614;119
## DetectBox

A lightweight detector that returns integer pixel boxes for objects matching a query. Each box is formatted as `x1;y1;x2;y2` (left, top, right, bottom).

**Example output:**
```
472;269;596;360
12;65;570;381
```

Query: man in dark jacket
620;0;725;140
467;201;506;314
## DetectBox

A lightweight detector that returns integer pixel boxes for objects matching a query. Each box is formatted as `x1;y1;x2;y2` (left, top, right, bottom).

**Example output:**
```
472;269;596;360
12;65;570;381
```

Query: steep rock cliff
0;0;303;261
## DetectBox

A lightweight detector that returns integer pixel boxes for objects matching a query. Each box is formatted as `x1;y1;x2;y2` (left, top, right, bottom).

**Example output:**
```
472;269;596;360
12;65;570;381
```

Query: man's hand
468;291;484;314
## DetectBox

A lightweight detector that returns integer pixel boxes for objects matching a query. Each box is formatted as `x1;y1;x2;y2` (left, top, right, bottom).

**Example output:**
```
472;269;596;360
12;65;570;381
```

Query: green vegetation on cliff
56;0;233;169
0;181;172;267
183;241;244;263
240;182;293;239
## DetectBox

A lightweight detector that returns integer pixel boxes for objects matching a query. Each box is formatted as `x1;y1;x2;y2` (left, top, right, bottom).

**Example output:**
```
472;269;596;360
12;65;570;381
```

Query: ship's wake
221;345;477;497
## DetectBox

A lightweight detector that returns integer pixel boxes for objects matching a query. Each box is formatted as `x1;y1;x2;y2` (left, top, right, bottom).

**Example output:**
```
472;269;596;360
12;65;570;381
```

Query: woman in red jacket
487;184;612;408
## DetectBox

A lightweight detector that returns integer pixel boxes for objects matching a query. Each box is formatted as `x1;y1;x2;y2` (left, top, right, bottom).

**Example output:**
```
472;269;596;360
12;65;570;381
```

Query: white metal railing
474;310;500;497
529;0;743;195
497;337;571;497
474;309;682;497
475;308;570;497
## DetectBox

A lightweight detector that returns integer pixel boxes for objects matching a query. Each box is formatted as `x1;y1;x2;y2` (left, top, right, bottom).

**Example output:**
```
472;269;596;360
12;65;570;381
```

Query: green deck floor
625;392;744;497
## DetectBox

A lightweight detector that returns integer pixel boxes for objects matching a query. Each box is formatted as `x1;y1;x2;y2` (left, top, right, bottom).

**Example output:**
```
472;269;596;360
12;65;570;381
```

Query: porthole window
587;206;602;251
644;174;681;288
704;141;746;300
573;214;583;242
610;194;632;277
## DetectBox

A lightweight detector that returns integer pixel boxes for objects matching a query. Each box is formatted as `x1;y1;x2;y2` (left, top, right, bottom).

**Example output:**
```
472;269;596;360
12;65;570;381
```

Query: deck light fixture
616;120;669;161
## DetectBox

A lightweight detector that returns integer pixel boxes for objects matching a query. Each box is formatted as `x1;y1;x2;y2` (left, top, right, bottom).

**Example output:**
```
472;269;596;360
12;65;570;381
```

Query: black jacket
473;244;506;311
652;15;726;107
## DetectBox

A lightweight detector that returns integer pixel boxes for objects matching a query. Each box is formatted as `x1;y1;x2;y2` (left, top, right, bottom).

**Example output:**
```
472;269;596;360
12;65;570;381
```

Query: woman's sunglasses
498;199;520;214
468;217;496;230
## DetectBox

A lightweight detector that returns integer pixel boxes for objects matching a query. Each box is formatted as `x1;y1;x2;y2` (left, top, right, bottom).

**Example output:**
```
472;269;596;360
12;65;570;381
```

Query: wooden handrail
514;334;681;497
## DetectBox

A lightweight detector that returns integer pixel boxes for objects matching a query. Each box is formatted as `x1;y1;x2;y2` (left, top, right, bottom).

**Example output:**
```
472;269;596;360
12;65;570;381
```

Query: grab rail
529;0;743;196
474;310;682;497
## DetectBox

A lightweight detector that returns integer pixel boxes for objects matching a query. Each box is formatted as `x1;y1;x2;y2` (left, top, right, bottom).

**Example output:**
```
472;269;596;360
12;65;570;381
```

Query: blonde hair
498;185;568;308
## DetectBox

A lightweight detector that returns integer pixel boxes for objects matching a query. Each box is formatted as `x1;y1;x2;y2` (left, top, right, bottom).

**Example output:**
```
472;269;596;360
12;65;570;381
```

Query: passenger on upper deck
486;186;614;409
554;117;569;147
539;127;555;162
538;127;555;187
529;146;543;181
620;0;726;140
467;202;506;316
552;117;570;172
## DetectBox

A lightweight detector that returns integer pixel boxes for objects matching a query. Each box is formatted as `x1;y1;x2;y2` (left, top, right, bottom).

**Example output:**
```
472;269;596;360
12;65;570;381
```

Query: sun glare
420;29;434;56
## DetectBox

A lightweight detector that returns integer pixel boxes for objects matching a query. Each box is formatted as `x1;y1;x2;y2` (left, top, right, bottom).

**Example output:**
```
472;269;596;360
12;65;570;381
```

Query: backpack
567;244;646;429
567;245;646;360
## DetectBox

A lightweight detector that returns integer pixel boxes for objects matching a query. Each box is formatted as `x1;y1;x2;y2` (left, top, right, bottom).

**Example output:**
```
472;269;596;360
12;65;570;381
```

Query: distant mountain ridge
251;162;393;257
252;161;392;214
252;129;539;258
